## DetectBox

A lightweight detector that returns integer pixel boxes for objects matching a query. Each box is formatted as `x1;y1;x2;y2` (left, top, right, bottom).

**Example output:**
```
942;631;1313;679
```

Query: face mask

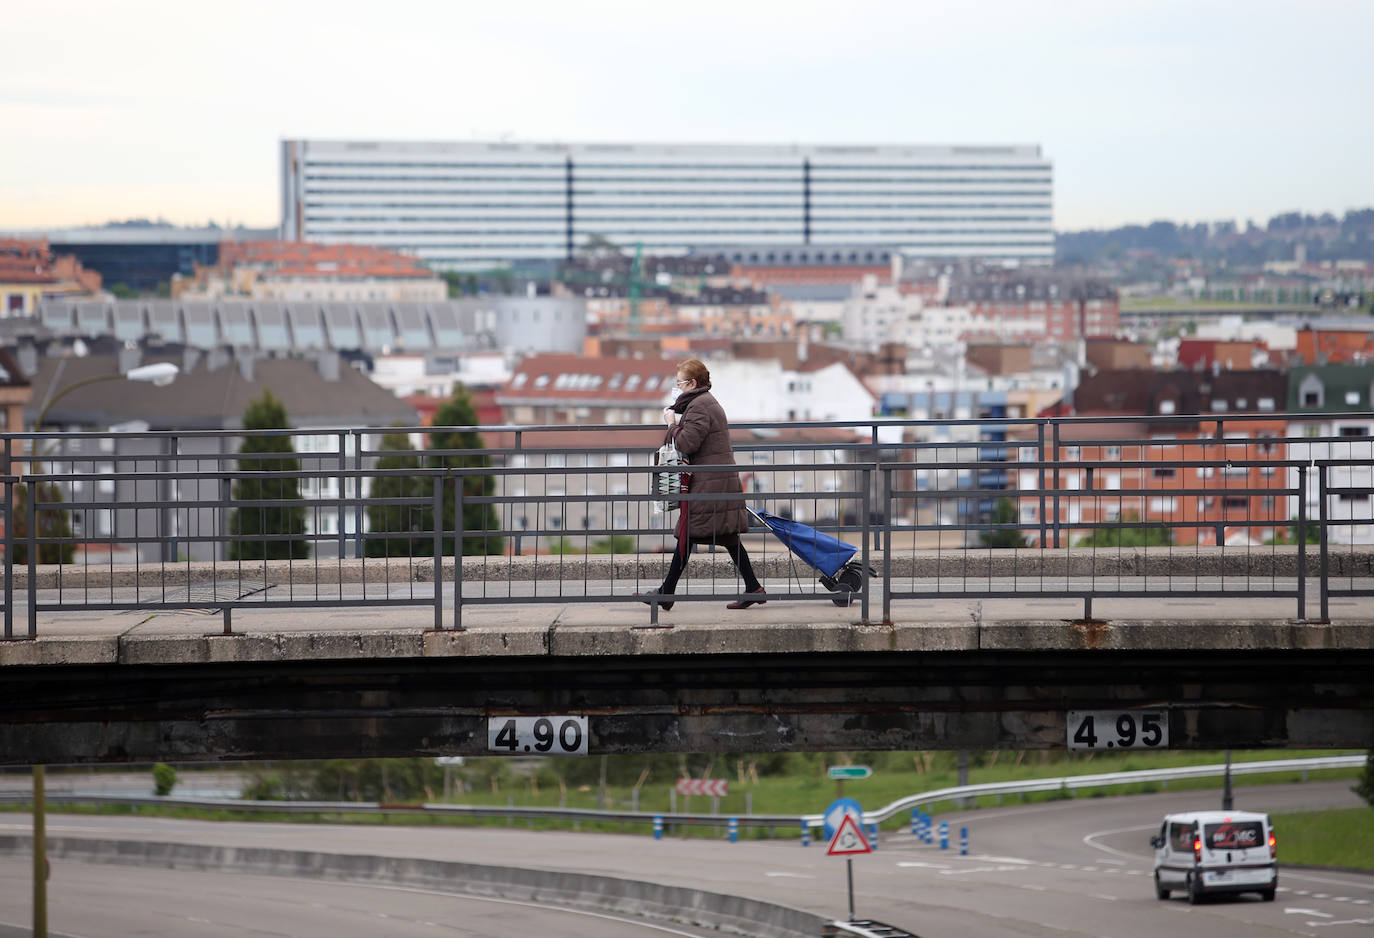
669;387;682;401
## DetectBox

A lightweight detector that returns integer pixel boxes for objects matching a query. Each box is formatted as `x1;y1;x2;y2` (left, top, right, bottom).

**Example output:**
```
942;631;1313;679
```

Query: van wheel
1187;874;1201;905
1154;873;1169;900
1261;888;1276;902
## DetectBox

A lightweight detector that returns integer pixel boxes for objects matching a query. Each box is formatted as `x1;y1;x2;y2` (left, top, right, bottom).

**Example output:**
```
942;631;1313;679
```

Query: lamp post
27;361;177;938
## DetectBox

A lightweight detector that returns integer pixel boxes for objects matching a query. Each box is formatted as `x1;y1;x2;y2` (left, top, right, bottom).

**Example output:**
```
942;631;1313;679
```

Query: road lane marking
764;871;815;878
1082;823;1155;861
1286;908;1333;917
896;861;951;870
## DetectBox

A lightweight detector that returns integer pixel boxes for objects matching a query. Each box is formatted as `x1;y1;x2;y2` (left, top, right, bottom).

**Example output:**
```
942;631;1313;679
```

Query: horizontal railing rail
2;414;1372;636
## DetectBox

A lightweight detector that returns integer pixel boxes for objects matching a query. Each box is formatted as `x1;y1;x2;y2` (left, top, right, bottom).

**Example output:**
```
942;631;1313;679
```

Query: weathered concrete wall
0;835;824;938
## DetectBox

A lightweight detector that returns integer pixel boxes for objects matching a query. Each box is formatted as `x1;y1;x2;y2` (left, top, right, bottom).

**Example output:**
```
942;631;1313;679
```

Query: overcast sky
3;0;1370;233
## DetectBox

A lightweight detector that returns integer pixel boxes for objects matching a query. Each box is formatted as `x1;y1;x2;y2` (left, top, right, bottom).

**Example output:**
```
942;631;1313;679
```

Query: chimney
16;342;37;378
317;351;341;382
117;345;142;375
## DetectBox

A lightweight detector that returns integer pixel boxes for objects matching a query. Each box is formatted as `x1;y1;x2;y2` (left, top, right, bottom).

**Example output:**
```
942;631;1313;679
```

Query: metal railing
1;413;1372;637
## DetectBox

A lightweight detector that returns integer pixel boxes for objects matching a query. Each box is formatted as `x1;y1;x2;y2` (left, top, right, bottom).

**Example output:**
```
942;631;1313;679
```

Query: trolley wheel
829;565;864;606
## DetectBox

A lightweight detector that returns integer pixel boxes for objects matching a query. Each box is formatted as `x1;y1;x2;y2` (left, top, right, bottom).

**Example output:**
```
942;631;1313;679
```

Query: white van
1150;810;1277;903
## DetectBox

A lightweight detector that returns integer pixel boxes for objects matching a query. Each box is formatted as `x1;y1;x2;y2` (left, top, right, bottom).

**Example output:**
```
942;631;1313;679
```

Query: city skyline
4;0;1371;234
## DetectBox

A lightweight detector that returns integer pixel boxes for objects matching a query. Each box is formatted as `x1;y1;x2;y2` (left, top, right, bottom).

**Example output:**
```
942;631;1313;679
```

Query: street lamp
26;360;176;938
33;361;179;432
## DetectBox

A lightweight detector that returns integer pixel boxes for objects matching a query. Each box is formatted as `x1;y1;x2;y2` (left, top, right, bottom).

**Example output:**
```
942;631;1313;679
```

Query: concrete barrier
0;835;826;938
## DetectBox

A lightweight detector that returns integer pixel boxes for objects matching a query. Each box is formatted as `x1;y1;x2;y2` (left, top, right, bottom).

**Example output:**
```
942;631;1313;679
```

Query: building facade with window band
280;140;1054;269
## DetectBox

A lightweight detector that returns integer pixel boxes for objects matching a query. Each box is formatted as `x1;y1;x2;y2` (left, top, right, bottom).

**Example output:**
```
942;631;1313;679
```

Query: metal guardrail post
1318;463;1329;623
881;467;891;623
869;424;880;552
860;467;871;624
1296;464;1307;621
512;430;523;557
433;474;445;631
160;435;176;563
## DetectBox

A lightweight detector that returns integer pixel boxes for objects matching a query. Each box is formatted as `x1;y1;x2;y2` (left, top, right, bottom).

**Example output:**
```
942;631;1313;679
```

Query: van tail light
1269;832;1277;859
1193;835;1203;863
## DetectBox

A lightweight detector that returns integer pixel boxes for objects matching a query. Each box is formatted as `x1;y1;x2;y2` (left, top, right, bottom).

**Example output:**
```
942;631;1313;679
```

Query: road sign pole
847;857;855;922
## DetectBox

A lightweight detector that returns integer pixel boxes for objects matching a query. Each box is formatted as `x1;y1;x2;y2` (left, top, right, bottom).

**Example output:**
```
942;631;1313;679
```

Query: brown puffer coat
666;387;748;539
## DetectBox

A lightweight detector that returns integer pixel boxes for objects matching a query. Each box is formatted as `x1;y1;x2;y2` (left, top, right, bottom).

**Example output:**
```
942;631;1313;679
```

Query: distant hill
1057;209;1374;267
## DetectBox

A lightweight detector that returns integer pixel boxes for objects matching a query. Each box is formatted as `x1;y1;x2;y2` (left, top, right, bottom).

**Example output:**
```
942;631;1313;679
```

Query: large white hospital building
280;140;1053;269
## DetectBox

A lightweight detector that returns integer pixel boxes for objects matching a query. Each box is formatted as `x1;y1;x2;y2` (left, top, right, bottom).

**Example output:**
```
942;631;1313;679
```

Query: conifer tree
428;384;503;556
228;390;309;560
365;431;430;558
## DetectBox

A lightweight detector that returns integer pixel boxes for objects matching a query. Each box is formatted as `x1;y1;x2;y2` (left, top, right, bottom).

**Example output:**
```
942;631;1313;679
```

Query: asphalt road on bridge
0;781;1368;937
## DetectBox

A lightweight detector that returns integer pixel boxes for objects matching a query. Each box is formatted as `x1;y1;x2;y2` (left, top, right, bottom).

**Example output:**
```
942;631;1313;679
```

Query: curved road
0;781;1368;937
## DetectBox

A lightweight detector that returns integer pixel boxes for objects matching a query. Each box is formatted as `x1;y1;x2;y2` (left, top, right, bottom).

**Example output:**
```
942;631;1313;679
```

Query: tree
1354;749;1374;808
109;282;138;299
429;384;503;556
228;391;309;560
365;431;431;558
1075;511;1172;548
10;481;76;564
152;763;178;796
980;498;1027;548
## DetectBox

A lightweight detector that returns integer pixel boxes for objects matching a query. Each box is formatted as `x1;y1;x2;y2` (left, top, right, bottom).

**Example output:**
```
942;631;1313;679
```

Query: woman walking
645;358;766;610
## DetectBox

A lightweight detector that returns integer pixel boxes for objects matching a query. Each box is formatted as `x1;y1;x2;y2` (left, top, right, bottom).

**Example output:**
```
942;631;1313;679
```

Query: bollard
960;825;968;856
801;820;810;847
728;817;739;844
910;809;919;836
939;821;949;850
867;822;879;851
653;815;663;840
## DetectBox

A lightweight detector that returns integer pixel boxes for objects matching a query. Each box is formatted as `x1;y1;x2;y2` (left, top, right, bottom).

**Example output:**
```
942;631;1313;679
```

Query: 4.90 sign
487;716;589;756
1067;710;1168;751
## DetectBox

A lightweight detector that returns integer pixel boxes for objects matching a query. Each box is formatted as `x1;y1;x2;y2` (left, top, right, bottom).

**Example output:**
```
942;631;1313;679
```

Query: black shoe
726;588;766;610
635;592;674;611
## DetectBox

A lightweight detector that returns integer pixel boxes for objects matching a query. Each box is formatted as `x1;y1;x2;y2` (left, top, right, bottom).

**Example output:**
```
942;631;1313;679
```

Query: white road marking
1306;919;1374;929
764;871;814;878
895;861;951;870
939;865;1027;876
1287;908;1333;917
1082;823;1155;861
1019;884;1047;891
1092;894;1118;902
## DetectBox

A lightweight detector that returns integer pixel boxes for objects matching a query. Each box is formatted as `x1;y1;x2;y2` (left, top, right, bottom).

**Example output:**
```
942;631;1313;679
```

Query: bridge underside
1;647;1371;764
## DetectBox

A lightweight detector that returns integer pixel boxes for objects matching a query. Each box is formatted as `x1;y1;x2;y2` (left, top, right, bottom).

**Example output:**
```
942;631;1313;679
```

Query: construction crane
628;241;643;335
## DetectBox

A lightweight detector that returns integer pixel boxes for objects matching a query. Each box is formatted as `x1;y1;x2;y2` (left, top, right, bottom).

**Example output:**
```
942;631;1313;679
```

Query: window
1062;446;1080;460
1339;426;1368;438
1169;823;1194;852
1258;397;1275;411
1159;400;1176;415
1152;467;1177;479
1210;399;1229;412
1223;496;1247;510
1347;391;1361;405
1105;446;1122;460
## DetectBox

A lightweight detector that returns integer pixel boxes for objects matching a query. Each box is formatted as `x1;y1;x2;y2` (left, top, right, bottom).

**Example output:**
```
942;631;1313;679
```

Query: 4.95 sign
1067;710;1168;751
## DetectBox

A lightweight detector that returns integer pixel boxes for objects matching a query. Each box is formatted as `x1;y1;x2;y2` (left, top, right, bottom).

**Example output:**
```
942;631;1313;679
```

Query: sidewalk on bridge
4;587;1371;669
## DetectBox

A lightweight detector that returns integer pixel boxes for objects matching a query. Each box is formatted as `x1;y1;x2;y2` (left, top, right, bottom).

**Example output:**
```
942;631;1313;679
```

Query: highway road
0;781;1368;937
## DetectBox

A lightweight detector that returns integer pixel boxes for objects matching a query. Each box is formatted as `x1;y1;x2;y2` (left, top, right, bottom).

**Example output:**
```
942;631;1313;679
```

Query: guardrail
1;755;1359;832
2;413;1373;636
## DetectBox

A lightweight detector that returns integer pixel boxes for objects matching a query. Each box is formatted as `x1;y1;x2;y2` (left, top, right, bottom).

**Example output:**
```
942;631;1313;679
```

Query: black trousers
660;534;762;595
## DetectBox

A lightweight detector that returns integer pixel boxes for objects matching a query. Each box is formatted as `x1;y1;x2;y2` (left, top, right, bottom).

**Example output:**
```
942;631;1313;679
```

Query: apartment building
1286;364;1374;544
1017;369;1290;546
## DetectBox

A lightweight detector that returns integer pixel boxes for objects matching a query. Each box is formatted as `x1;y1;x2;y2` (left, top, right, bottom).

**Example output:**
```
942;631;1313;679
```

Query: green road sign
827;765;872;780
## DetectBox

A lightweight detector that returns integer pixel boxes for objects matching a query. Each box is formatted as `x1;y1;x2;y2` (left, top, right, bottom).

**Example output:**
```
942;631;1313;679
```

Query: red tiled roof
499;353;681;403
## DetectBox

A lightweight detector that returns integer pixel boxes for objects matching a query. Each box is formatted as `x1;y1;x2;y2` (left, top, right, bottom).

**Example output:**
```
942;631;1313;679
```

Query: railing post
433;473;445;631
1318;463;1329;623
881;466;892;624
3;474;12;640
27;479;37;639
1051;422;1062;548
337;431;348;560
512;430;523;557
453;469;464;631
1036;423;1047;548
870;424;881;552
1296;463;1307;621
353;430;365;559
161;435;178;563
860;467;871;624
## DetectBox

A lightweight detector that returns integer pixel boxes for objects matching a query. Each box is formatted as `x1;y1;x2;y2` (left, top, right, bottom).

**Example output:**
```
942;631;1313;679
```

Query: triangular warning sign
826;812;871;856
